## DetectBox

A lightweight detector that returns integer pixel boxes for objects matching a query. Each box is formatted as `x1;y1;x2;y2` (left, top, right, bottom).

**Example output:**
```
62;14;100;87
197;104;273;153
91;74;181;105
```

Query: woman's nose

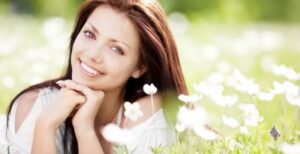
86;43;104;63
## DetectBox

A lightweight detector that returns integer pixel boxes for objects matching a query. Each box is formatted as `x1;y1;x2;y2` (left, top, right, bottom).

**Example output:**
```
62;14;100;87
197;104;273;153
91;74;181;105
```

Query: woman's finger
63;80;94;98
69;104;82;117
63;80;104;101
56;80;66;88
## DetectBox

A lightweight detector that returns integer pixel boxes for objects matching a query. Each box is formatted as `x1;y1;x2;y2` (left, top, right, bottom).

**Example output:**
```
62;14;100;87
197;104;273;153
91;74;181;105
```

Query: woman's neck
94;89;123;128
92;90;123;154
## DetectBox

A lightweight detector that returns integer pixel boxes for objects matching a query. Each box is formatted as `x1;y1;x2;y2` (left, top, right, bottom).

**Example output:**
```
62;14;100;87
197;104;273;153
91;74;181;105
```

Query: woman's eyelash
82;30;124;55
111;46;124;55
83;30;95;39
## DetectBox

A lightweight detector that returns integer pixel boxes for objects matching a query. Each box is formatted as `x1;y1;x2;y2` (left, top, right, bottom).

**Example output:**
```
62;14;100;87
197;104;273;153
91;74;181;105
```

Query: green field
1;8;300;154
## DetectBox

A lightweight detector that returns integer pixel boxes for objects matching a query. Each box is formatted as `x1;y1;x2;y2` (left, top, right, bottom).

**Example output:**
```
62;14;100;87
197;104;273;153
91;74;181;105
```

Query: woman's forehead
86;5;140;49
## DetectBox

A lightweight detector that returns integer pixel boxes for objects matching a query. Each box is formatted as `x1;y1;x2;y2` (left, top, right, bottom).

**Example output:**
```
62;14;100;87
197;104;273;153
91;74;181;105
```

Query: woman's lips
79;60;104;77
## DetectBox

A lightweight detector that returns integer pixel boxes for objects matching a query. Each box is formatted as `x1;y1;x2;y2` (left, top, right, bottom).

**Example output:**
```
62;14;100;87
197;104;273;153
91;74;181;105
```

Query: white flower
206;73;225;84
282;81;299;96
239;103;259;116
177;106;207;130
175;123;186;132
234;82;260;95
272;81;299;96
178;94;202;104
222;115;239;128
194;82;223;96
210;94;238;107
231;69;260;95
124;102;143;121
143;83;157;95
228;138;236;151
239;126;249;135
232;69;248;83
280;142;300;154
193;126;218;140
286;95;300;107
101;123;134;145
257;91;274;101
176;106;216;140
226;137;243;151
239;103;263;127
272;64;300;81
272;81;285;95
194;80;238;107
244;114;264;127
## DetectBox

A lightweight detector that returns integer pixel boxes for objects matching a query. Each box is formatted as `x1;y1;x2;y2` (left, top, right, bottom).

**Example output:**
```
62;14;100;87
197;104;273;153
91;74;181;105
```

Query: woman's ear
131;65;147;79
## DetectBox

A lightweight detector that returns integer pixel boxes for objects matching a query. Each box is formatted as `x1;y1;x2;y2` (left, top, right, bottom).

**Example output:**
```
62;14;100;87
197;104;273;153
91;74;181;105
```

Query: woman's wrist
74;125;96;138
36;114;60;131
33;115;59;154
74;126;104;154
73;122;95;132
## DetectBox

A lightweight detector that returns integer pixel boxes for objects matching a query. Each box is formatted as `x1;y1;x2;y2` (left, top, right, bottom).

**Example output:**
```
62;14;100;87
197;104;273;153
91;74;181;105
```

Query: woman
6;0;187;153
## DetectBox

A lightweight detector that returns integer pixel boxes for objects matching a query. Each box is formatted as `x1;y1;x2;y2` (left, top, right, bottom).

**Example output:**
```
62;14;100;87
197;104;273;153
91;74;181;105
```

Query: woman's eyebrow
111;39;130;49
87;22;130;49
87;22;99;34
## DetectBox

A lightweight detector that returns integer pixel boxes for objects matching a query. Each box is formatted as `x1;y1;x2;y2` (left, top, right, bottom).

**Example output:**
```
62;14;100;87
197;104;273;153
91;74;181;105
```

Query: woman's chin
71;76;102;90
72;76;90;86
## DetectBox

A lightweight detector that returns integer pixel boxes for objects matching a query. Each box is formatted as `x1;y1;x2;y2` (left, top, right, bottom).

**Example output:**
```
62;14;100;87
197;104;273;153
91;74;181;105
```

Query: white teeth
80;62;100;75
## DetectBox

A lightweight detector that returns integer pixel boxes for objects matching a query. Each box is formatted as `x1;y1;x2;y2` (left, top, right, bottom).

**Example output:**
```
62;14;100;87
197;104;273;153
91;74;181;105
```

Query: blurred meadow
1;0;300;153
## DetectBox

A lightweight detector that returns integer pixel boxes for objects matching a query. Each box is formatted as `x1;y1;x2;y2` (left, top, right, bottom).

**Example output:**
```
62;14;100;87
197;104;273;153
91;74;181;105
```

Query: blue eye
111;46;124;55
83;30;95;39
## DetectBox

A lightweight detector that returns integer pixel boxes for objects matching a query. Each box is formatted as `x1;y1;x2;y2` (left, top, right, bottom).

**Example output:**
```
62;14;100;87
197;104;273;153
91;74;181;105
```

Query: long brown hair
7;0;187;153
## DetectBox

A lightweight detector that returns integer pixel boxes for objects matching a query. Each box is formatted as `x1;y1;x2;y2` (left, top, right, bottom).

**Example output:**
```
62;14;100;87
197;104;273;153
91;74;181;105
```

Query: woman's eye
83;30;95;39
111;46;124;55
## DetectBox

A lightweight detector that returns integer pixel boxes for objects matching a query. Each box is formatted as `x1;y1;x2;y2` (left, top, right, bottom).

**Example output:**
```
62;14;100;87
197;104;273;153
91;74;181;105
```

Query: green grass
1;14;300;153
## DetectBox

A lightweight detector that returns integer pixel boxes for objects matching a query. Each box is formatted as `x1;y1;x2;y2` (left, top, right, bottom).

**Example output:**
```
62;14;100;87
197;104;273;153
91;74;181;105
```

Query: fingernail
56;81;66;87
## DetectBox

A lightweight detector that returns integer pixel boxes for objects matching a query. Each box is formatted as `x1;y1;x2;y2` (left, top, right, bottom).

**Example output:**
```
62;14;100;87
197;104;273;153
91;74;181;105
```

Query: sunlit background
0;0;300;152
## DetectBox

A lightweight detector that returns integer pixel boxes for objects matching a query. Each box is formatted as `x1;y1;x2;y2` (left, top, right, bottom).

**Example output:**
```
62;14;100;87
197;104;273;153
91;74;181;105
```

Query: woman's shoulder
13;86;59;130
17;89;40;107
16;86;58;105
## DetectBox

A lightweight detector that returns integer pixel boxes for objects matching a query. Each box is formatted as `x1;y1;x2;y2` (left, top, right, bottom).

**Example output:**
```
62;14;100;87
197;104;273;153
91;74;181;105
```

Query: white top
0;87;176;154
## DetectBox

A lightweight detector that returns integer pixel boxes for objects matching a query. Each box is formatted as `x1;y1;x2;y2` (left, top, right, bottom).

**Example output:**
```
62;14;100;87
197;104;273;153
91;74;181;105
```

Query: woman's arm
12;90;60;153
58;80;105;154
31;88;86;154
32;116;57;153
14;90;39;133
75;128;104;154
33;112;106;154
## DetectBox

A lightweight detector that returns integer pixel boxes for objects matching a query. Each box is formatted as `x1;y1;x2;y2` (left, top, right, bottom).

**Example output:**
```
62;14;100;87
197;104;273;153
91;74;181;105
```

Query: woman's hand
33;81;104;154
33;84;87;154
57;80;104;131
37;85;86;130
57;80;105;154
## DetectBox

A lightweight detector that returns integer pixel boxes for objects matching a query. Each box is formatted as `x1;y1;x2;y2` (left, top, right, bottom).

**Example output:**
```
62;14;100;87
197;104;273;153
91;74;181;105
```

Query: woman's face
71;5;143;92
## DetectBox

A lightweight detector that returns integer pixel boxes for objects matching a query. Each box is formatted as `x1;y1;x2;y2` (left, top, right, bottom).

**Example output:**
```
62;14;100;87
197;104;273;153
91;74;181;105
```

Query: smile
79;60;103;77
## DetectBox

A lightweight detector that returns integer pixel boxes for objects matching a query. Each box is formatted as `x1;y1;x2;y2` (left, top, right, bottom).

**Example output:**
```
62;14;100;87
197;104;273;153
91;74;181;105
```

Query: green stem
151;94;155;115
